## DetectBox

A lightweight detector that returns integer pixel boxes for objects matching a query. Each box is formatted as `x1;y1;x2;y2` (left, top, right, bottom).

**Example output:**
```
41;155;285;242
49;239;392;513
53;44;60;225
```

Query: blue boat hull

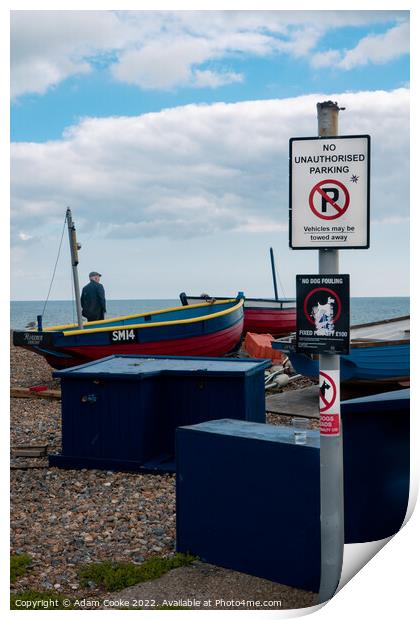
13;298;244;369
286;343;410;382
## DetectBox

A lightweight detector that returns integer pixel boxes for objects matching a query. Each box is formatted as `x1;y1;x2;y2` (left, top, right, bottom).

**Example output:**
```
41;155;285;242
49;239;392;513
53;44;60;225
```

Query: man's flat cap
89;271;102;278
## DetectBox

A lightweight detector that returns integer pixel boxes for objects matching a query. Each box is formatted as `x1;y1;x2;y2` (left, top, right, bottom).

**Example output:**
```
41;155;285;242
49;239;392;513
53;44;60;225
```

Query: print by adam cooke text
14;597;284;609
101;598;284;609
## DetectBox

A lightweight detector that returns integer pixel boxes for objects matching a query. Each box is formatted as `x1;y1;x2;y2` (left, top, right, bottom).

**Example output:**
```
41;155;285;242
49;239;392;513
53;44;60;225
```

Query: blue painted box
49;354;270;472
176;419;321;592
176;389;409;589
341;388;410;543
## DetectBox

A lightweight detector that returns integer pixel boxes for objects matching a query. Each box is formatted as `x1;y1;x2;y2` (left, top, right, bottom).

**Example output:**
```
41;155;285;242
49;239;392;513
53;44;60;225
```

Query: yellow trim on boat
43;298;238;332
56;298;243;336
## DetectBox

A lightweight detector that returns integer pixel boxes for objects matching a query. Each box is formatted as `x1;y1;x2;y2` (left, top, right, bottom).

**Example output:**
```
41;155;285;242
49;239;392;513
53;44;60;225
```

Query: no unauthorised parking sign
289;135;370;249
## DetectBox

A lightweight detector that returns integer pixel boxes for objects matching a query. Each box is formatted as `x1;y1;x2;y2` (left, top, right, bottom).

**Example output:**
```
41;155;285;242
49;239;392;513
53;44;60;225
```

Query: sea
10;297;409;330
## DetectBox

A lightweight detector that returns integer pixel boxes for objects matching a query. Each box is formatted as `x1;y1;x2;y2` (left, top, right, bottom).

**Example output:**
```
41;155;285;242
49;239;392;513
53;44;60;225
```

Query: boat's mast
66;208;84;329
269;247;279;301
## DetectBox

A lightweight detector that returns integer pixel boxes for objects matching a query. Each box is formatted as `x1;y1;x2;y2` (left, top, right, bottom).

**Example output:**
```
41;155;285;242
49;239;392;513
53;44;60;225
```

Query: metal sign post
289;102;371;602
317;101;344;603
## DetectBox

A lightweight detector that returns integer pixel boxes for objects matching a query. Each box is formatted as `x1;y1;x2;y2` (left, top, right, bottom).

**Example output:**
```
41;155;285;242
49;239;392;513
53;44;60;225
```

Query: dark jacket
81;280;106;321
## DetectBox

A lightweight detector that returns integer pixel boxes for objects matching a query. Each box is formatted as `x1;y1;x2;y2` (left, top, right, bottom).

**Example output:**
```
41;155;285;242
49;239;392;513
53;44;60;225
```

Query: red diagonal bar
319;390;332;412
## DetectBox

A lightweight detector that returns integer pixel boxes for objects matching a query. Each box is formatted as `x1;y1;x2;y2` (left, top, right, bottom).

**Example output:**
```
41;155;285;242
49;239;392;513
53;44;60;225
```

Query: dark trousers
83;311;104;322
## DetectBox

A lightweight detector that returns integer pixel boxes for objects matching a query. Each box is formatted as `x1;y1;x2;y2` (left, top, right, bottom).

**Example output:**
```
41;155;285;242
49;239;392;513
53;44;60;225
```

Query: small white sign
289;135;370;249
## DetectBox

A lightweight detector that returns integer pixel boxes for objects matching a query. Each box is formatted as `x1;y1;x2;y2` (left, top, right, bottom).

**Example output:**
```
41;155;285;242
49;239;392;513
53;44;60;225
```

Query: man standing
81;271;107;322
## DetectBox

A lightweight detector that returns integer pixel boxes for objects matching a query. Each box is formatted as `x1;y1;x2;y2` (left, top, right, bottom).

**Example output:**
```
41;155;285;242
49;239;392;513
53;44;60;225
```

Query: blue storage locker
341;388;410;543
176;389;409;590
49;354;270;472
176;419;321;592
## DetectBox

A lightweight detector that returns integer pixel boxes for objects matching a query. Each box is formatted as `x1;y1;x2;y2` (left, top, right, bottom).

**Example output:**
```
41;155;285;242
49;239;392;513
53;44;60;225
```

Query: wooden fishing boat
272;315;410;383
13;296;245;370
180;293;296;337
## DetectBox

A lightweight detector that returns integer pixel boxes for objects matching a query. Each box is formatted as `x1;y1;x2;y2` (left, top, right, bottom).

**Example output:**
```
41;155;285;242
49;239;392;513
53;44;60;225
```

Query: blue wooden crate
176;419;321;592
176;389;409;589
49;354;270;472
341;388;410;543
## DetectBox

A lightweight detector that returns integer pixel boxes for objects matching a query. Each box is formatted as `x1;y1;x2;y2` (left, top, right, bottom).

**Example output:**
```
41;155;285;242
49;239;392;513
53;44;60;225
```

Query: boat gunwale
39;298;240;333
283;337;410;350
52;298;244;337
350;314;410;330
274;314;410;350
341;376;410;384
350;338;409;349
184;294;296;306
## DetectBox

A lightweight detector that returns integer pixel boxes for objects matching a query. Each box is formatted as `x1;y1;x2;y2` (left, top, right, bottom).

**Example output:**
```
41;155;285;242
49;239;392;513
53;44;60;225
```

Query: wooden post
66;208;84;329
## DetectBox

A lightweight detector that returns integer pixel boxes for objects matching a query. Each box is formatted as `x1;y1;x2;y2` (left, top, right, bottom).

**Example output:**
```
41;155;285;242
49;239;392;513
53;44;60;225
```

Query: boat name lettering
23;333;44;344
112;329;136;342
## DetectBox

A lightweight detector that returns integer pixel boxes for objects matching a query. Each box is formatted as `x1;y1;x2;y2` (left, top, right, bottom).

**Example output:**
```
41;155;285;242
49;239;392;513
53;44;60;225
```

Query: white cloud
234;217;289;233
11;10;409;97
339;21;409;69
111;35;244;91
111;37;212;90
11;10;130;97
11;89;409;249
372;215;410;225
310;21;410;70
311;49;342;69
193;70;244;88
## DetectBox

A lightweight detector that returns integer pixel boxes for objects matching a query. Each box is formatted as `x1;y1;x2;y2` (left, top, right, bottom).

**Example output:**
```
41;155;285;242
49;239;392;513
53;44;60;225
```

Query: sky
9;9;410;301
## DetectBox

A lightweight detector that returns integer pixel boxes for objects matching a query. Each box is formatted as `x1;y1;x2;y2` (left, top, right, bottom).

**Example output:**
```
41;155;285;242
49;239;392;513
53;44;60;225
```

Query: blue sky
10;10;410;300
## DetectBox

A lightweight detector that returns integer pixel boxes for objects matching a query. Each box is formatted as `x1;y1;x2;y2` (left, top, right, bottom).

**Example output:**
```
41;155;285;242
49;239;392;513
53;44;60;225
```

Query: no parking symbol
309;179;350;220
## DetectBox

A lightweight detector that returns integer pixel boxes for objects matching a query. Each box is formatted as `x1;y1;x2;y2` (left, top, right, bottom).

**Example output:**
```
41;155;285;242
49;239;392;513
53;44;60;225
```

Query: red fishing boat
180;249;296;337
180;294;296;337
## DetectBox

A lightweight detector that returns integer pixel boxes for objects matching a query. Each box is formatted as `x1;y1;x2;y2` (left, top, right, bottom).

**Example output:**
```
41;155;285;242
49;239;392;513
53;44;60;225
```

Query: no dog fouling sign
289;135;370;249
296;274;350;354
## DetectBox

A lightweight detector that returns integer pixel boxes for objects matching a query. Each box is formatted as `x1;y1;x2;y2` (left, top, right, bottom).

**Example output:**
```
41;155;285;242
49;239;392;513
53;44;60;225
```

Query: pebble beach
10;335;317;608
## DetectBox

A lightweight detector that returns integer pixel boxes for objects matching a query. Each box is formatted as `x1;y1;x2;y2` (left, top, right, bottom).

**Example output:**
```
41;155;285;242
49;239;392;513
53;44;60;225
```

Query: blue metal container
341;388;410;543
176;389;409;589
49;354;270;472
176;419;321;592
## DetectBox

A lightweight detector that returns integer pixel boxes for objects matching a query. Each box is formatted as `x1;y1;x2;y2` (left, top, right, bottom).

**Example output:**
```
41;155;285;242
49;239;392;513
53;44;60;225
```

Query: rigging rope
41;214;67;320
277;275;287;299
272;254;288;299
